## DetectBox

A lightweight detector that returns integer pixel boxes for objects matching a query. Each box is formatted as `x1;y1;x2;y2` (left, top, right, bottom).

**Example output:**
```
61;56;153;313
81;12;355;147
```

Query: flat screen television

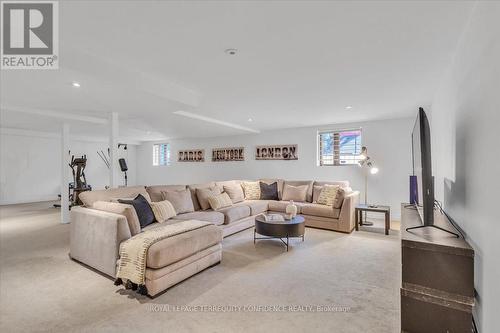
411;107;434;226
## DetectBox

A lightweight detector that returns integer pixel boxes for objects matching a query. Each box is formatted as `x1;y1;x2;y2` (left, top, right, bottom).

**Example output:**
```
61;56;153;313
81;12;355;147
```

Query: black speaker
118;158;128;172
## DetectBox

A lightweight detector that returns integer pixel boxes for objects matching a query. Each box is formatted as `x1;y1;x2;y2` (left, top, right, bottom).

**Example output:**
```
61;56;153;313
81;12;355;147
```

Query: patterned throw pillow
317;185;339;206
241;181;261;200
208;192;233;210
149;200;177;223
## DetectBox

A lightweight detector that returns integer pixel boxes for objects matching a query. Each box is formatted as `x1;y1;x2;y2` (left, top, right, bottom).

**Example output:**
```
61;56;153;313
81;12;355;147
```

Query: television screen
411;107;434;226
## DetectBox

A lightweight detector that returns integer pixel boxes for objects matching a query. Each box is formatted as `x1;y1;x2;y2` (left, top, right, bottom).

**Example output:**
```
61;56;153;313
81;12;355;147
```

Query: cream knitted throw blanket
116;219;212;287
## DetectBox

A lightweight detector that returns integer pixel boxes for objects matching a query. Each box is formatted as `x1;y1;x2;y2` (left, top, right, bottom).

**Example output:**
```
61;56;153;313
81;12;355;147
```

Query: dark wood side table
355;204;391;235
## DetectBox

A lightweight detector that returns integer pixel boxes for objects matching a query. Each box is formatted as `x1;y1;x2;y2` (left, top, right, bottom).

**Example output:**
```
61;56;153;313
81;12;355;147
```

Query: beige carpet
0;202;401;332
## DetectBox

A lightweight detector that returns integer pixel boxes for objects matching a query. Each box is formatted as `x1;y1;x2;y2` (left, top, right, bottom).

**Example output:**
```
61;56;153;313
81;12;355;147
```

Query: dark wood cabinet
400;204;474;333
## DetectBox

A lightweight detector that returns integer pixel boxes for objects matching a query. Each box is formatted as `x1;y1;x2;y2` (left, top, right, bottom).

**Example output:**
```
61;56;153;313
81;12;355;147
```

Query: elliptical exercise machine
54;154;92;208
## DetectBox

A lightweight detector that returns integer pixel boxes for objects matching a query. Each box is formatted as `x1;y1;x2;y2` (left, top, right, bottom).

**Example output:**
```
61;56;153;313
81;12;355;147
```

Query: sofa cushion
317;185;340;206
259;181;279;200
146;224;222;269
208;192;233;210
118;194;155;228
242;200;269;215
196;187;222;210
302;203;341;219
79;186;151;207
283;180;314;202
149;200;177;223
241;181;261;200
161;189;195;214
282;184;308;202
217;205;251;224
268;200;306;213
175;211;225;226
92;201;142;236
188;182;217;211
146;185;186;202
222;183;245;203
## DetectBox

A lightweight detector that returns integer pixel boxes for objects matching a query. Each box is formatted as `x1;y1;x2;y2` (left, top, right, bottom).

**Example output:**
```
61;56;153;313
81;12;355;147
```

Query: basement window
318;129;362;166
153;143;171;166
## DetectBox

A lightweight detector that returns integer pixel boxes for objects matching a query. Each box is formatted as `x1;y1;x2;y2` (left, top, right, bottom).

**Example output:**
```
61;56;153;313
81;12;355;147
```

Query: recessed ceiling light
225;48;238;55
345;106;353;110
247;118;253;122
72;82;81;88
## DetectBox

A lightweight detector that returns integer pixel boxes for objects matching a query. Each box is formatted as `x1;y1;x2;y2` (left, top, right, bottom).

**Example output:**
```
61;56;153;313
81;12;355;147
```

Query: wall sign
255;145;298;160
212;147;245;162
178;149;204;162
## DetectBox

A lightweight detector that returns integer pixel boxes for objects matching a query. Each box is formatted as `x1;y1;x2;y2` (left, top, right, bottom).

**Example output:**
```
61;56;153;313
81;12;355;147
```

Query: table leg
254;228;256;243
385;211;390;235
355;209;359;231
286;235;289;252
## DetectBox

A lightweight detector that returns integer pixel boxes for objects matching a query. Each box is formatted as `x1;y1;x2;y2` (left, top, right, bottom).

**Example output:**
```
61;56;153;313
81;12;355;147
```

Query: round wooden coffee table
254;215;305;251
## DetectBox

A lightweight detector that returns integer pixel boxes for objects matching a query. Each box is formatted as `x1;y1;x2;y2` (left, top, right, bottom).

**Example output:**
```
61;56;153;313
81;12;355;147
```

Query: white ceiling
0;1;474;141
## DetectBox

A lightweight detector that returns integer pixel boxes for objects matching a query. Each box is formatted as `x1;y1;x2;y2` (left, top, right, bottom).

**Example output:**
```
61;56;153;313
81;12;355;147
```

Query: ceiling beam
0;127;141;145
173;111;260;133
1;105;108;124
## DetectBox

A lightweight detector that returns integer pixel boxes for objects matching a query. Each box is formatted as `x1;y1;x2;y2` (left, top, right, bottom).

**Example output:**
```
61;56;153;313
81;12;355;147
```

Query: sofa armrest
70;206;131;277
338;191;360;233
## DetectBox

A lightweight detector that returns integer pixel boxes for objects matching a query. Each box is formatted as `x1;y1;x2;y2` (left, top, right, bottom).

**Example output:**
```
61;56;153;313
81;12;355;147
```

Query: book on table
258;213;285;222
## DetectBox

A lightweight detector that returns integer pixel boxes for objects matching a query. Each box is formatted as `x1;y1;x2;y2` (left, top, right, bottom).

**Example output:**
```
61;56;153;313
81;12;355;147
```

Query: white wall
0;130;137;205
137;117;413;218
429;2;499;331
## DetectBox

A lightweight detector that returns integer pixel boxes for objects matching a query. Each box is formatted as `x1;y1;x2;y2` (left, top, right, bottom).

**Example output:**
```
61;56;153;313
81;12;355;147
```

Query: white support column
109;112;119;188
61;123;70;224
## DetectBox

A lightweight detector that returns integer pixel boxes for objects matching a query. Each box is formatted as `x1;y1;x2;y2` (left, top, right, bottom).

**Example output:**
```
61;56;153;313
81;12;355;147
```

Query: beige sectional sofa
70;179;359;296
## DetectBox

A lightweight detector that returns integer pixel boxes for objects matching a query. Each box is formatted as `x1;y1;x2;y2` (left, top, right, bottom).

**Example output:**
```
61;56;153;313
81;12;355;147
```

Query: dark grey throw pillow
259;182;279;200
118;194;155;228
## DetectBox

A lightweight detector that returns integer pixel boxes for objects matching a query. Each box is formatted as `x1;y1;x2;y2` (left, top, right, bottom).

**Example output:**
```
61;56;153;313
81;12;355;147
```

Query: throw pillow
149;200;177;223
223;184;245;203
332;187;346;209
282;184;308;202
118;194;155;228
259;181;279;200
241;181;261;200
196;187;222;210
92;201;142;236
161;189;195;214
317;185;339;206
208;192;233;210
312;185;323;203
109;197;136;203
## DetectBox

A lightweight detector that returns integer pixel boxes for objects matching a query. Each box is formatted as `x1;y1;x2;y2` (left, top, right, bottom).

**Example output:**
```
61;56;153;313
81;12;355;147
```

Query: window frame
152;143;171;166
317;128;363;166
